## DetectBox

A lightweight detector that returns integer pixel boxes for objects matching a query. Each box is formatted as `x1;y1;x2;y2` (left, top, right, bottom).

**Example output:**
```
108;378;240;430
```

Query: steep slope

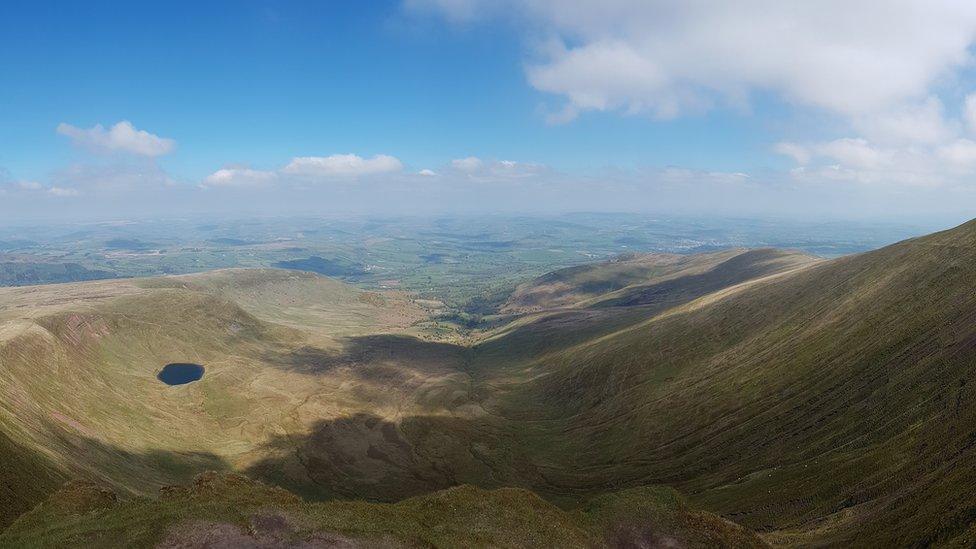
0;429;65;530
488;219;976;545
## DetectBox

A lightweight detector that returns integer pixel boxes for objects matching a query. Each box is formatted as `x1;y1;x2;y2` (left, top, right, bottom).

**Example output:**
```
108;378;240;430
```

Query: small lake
158;363;205;386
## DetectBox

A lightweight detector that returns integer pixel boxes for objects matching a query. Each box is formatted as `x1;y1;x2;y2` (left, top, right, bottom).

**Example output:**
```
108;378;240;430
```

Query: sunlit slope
502;248;817;313
477;248;818;367
501;251;711;313
139;268;425;335
494;219;976;545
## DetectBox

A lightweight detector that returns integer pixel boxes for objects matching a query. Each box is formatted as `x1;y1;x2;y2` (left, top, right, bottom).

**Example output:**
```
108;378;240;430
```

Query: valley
2;220;976;546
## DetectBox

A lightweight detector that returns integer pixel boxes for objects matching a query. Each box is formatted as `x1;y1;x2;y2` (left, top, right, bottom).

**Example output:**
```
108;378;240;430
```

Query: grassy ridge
0;472;765;548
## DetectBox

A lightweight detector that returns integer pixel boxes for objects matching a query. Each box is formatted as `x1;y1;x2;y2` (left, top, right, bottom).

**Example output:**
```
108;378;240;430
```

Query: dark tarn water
158;363;205;385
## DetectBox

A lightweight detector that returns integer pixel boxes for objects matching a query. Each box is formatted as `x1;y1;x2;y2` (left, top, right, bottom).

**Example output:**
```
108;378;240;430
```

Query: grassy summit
3;221;976;545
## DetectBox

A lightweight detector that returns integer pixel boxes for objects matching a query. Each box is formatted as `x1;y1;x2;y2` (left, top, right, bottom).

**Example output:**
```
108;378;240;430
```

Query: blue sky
0;0;777;178
3;1;976;222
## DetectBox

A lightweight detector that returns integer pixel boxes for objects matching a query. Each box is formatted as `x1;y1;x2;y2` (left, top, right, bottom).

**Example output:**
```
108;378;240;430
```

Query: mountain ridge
3;220;976;545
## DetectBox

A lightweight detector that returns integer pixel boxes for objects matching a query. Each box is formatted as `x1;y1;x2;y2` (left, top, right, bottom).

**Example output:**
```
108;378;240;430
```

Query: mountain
480;218;976;546
3;220;976;546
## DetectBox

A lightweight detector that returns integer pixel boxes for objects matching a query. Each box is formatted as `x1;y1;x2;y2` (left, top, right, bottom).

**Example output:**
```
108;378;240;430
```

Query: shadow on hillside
261;334;469;380
1;421;231;530
244;411;552;503
44;424;230;492
0;429;67;529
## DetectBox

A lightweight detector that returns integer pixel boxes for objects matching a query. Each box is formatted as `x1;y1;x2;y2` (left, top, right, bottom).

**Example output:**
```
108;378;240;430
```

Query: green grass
0;472;765;548
4;219;976;546
482;219;976;545
0;427;66;530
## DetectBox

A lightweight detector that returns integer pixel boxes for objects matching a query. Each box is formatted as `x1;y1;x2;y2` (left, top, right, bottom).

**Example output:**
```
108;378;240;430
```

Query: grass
484;219;976;545
0;427;66;530
3;219;976;545
0;472;765;548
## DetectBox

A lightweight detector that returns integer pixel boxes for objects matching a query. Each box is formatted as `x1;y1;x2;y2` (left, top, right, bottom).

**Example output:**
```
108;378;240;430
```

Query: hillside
484;219;976;545
0;472;765;548
501;248;817;313
478;248;818;366
0;270;448;528
3;221;976;546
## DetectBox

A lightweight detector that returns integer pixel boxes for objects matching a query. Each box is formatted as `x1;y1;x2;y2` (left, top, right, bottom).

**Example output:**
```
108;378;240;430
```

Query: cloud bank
410;0;976;189
410;1;976;120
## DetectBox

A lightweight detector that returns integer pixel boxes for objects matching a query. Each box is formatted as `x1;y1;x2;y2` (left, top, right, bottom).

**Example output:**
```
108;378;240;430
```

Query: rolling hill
3;220;976;546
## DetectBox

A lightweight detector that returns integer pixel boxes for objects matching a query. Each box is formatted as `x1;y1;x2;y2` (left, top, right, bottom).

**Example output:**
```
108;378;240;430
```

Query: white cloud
816;138;889;170
776;133;958;186
201;154;405;188
0;169;78;196
16;180;43;191
489;159;547;179
773;142;811;165
528;39;683;121
852;97;956;146
47;186;81;197
203;167;277;188
450;156;483;172
772;92;976;186
56;121;176;157
413;1;976;190
413;1;976;121
418;169;438;176
965;93;976;134
447;157;549;181
938;139;976;168
282;154;402;177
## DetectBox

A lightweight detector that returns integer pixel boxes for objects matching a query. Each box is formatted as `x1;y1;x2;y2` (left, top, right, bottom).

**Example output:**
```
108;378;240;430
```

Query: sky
3;0;976;223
